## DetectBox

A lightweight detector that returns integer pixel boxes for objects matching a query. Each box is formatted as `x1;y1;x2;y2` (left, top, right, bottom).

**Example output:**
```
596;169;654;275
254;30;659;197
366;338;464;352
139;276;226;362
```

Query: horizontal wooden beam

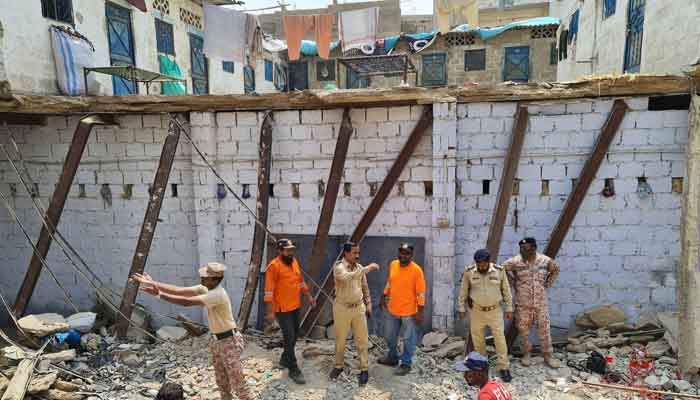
0;75;693;115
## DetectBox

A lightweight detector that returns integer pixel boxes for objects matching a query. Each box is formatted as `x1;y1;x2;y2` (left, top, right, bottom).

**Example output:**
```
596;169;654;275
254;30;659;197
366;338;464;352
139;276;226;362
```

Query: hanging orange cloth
283;14;333;61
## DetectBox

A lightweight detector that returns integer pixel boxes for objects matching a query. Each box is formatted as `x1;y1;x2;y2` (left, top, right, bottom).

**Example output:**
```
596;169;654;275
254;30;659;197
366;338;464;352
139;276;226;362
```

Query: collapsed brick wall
0;97;688;332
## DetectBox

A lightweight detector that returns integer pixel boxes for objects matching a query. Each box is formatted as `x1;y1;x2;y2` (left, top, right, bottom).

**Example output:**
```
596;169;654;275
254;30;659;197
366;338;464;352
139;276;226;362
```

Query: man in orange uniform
264;239;316;384
378;243;426;375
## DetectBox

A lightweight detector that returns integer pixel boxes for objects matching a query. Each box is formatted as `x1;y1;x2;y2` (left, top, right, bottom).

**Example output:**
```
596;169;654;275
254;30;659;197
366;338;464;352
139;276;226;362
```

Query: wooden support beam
299;106;433;336
506;99;628;351
116;116;182;337
237;113;274;331
0;75;693;115
13;115;111;316
486;105;528;259
307;109;353;284
544;100;628;258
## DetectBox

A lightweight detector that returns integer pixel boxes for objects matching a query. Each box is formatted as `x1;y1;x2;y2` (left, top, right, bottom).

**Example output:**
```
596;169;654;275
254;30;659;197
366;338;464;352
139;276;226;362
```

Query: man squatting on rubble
264;238;316;385
329;241;380;385
455;351;513;400
131;263;256;400
503;237;561;369
378;243;427;376
457;248;514;382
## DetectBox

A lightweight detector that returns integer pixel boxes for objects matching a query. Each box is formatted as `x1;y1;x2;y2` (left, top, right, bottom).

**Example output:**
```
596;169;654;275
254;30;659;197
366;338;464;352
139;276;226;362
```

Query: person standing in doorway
457;249;513;382
131;263;255;400
264;238;316;384
503;237;561;368
378;243;426;376
329;241;380;385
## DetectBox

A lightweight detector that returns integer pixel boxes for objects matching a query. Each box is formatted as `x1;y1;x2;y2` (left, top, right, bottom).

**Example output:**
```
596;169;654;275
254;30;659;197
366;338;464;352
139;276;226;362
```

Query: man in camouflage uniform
457;249;513;382
503;237;561;368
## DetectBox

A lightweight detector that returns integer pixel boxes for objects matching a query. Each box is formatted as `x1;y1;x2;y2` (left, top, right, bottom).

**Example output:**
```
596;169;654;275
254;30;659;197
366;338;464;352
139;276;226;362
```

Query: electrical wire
0;188;79;313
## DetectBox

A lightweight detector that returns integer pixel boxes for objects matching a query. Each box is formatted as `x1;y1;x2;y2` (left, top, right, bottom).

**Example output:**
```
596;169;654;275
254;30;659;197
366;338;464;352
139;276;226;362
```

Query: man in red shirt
455;352;513;400
264;239;315;384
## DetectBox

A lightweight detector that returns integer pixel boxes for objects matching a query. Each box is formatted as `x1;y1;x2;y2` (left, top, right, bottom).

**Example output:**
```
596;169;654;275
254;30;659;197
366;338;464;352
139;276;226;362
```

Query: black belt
214;329;239;340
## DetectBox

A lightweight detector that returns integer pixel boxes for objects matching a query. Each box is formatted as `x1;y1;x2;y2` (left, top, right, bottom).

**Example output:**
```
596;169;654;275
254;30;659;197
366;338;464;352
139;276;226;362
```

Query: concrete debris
114;350;141;367
1;346;28;367
52;380;80;392
657;356;678;365
669;379;693;392
431;340;464;359
37;389;85;400
643;374;670;389
421;332;448;348
80;333;102;352
17;313;70;337
66;312;97;333
156;326;189;342
42;349;76;363
645;339;672;358
656;312;679;354
309;325;327;340
576;305;626;329
27;372;58;394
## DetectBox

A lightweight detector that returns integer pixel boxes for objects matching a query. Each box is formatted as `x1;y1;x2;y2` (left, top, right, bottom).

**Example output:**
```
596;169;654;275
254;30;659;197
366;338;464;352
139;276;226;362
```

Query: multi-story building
0;0;278;96
552;0;700;80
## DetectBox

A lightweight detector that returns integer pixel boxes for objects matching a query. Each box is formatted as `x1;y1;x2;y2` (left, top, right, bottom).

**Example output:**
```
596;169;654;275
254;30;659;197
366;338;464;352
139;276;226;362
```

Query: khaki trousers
333;302;369;371
469;307;509;370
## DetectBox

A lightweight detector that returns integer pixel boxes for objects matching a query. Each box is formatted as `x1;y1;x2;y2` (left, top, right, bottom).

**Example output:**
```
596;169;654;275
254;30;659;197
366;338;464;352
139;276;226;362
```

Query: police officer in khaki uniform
458;249;514;382
330;241;380;386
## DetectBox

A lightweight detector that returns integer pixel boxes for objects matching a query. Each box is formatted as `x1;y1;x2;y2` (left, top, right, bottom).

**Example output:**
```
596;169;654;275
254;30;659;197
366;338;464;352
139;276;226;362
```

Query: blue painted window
106;3;137;95
264;60;273;82
244;66;256;93
421;53;447;87
222;61;235;74
624;0;645;73
568;9;580;44
603;0;616;18
189;34;208;94
155;19;174;55
503;46;529;82
42;0;73;23
464;49;486;71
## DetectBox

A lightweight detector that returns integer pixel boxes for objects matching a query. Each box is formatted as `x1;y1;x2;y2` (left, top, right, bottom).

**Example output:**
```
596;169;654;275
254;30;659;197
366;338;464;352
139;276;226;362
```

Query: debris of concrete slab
52;380;80;392
657;312;679;354
309;325;326;340
66;312;96;333
42;349;76;363
176;314;208;337
1;346;28;367
577;305;626;329
421;332;448;348
657;356;678;365
114;350;141;367
669;379;693;392
27;372;58;394
156;326;189;342
37;389;85;400
646;339;672;358
301;343;336;359
17;313;70;337
644;374;670;389
432;340;464;359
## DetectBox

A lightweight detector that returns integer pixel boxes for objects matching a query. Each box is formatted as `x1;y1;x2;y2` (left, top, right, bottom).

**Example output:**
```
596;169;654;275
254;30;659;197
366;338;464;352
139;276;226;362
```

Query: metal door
346;67;369;89
503;46;530;82
421;53;447;87
189;34;209;94
624;0;645;73
288;62;308;91
256;235;429;336
106;3;136;95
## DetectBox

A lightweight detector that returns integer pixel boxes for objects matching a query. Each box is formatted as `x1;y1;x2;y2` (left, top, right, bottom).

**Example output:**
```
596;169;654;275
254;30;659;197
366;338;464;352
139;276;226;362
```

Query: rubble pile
0;305;696;400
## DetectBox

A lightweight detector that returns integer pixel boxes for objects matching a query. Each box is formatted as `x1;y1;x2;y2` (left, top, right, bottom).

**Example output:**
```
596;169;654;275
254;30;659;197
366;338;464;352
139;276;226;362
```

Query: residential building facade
552;0;700;80
0;0;257;96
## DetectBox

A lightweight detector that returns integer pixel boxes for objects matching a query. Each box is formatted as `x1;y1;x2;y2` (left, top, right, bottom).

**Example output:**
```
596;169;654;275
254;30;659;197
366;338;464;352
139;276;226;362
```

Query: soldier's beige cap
198;262;227;278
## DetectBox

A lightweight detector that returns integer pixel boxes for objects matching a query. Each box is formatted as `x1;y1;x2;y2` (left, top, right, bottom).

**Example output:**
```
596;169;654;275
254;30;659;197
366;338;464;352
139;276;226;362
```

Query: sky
233;0;434;15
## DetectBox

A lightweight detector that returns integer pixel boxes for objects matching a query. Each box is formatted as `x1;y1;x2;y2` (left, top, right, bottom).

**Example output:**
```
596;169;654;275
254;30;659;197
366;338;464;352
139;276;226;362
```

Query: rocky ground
1;306;698;400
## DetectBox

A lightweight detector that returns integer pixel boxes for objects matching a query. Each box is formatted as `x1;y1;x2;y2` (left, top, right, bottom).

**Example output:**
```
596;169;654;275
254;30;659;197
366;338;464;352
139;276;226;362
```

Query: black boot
329;368;343;380
358;371;369;385
289;367;306;384
377;356;399;367
500;369;513;383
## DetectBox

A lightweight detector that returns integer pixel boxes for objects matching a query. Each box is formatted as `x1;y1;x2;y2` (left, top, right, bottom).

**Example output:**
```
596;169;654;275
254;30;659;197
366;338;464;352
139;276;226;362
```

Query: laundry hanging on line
50;26;98;96
282;14;333;61
338;7;380;53
202;2;262;66
158;54;186;95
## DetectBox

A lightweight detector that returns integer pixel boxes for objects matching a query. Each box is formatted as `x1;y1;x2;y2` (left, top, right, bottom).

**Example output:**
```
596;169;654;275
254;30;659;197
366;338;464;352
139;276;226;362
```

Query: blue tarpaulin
384;30;438;53
300;40;340;57
450;17;560;40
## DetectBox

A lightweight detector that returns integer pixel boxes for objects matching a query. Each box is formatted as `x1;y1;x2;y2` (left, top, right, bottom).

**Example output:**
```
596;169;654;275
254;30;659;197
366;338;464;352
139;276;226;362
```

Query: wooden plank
486;105;528;259
0;75;693;114
506;100;628;351
307;109;353;284
115;116;182;337
12;115;111;316
1;342;47;400
237;113;274;331
544;99;628;258
299;106;433;336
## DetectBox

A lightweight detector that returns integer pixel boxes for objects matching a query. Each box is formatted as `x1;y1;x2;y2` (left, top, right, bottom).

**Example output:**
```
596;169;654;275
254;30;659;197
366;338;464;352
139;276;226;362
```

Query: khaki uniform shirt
457;263;513;313
333;258;372;309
